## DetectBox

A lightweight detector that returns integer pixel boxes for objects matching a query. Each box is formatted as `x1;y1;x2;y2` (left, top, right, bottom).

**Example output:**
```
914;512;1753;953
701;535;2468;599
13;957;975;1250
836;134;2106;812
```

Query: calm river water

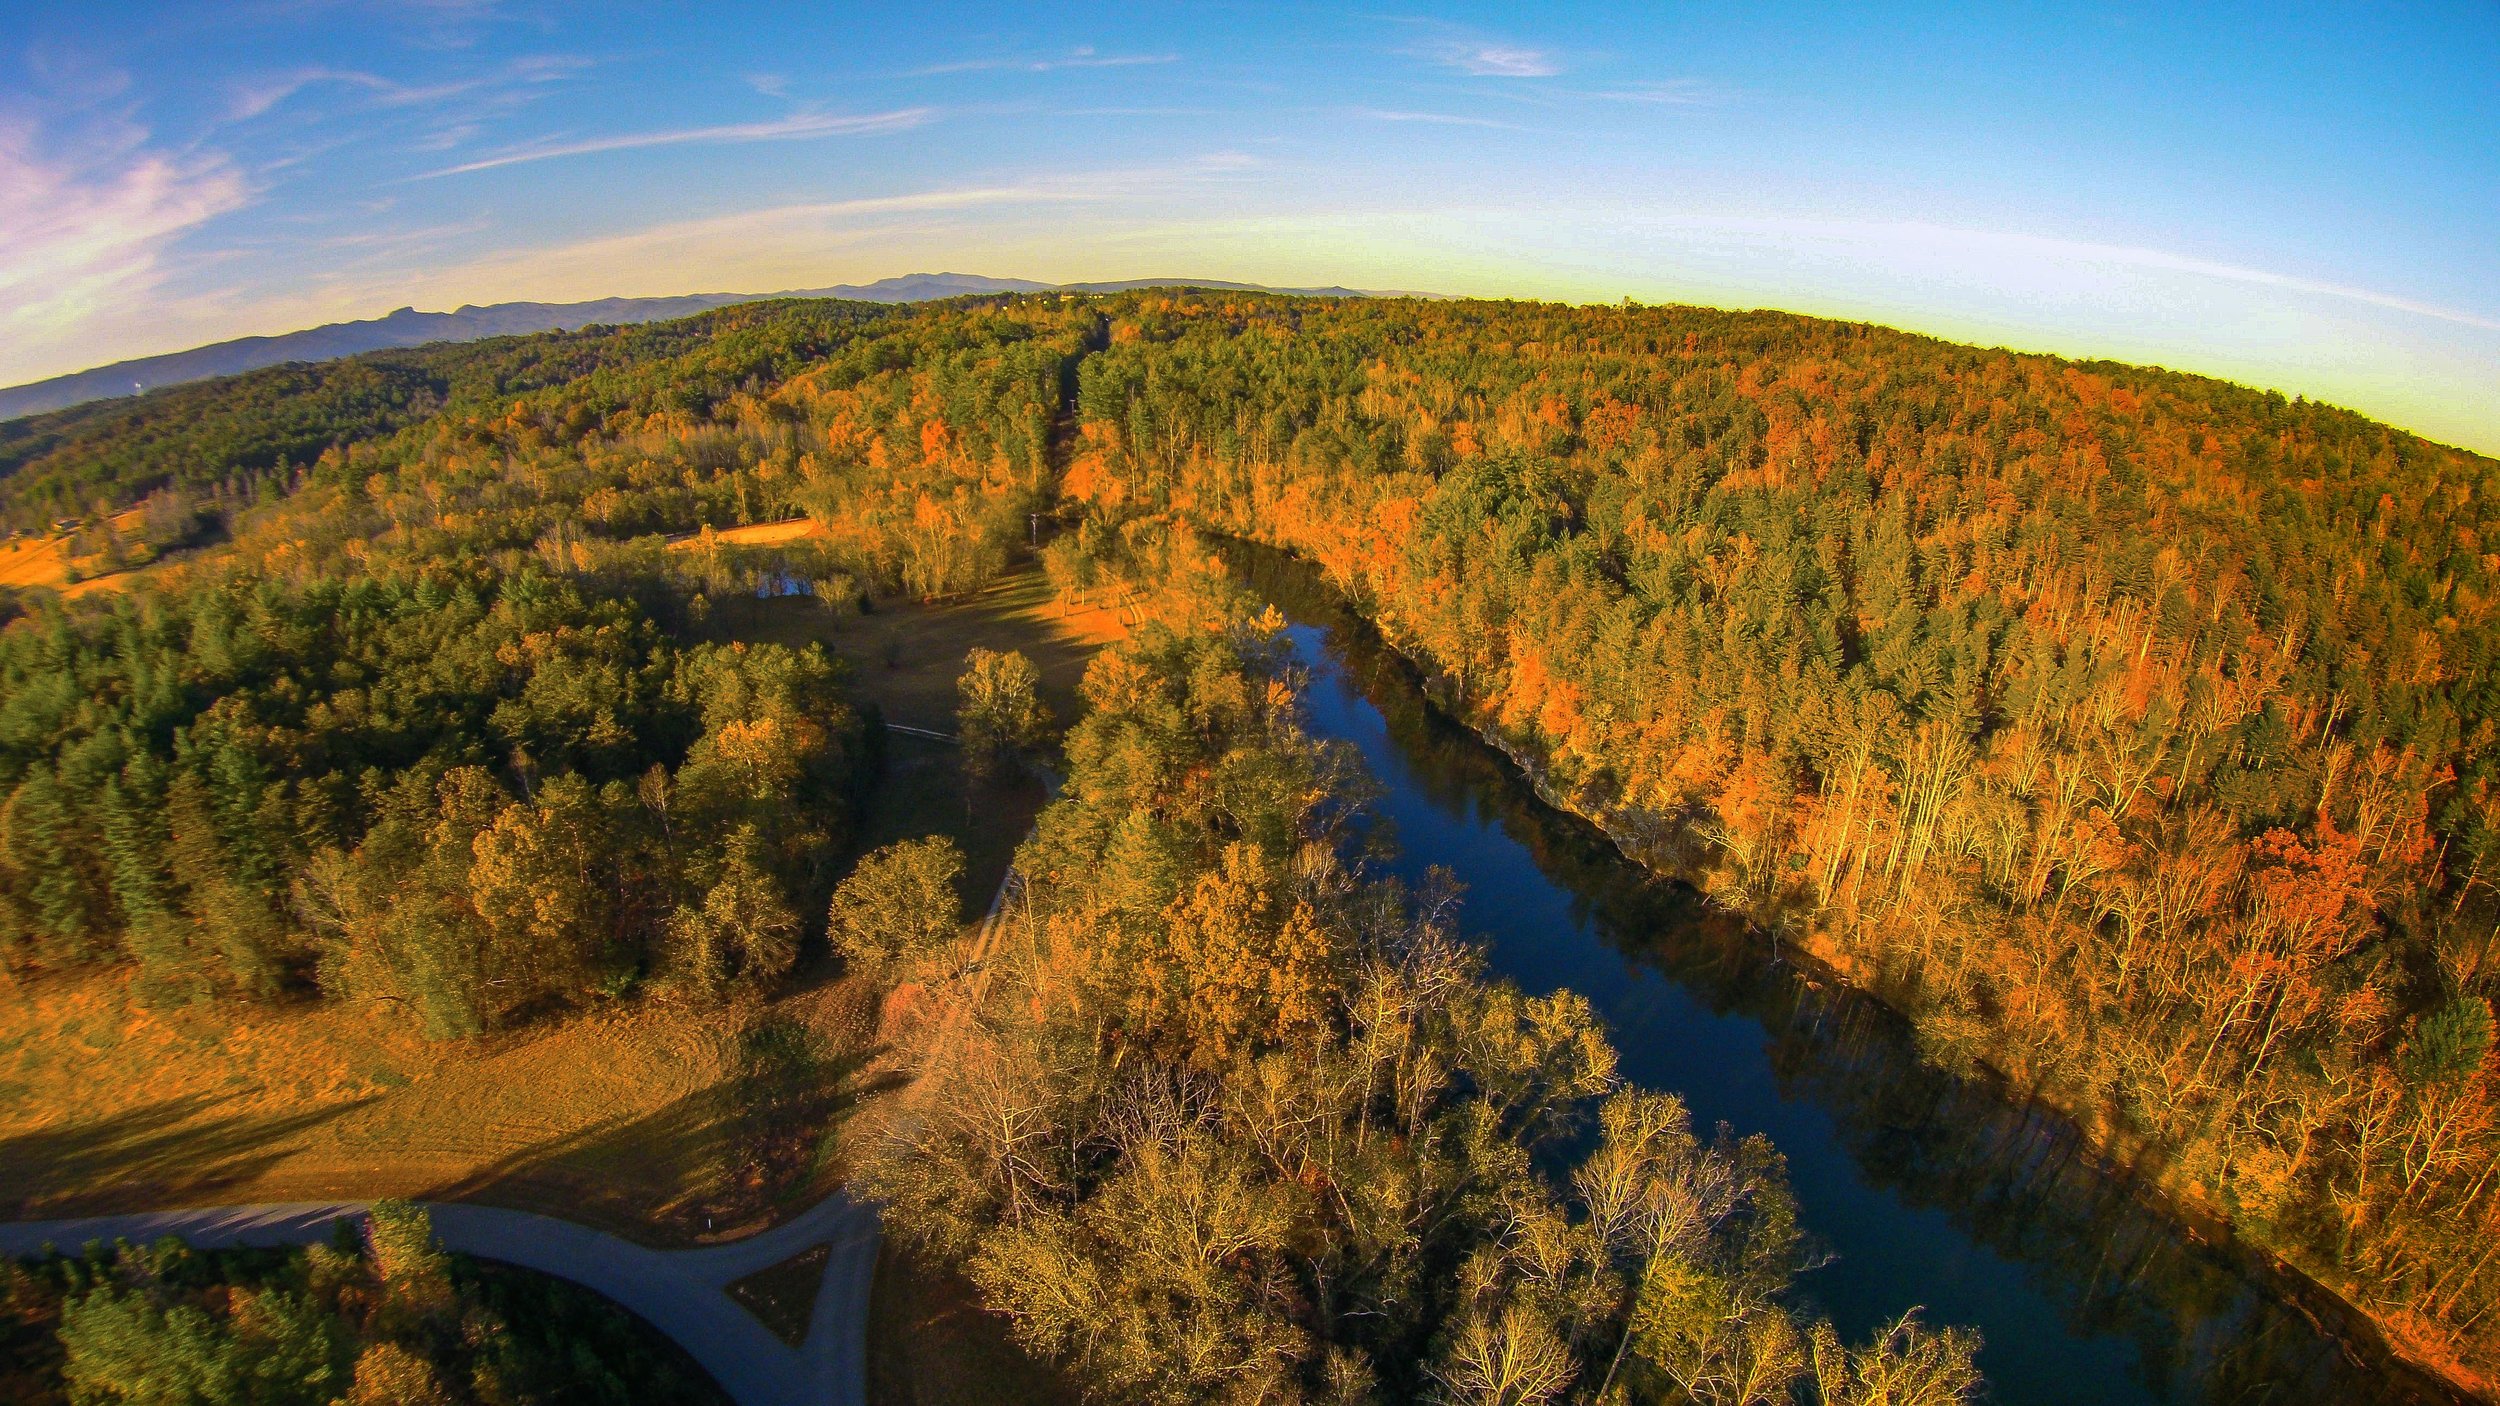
1242;548;2439;1406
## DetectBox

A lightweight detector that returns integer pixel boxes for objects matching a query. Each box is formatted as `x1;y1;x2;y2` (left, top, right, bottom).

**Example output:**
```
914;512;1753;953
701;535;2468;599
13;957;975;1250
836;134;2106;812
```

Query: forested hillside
0;288;2492;1396
1058;292;2500;1387
0;295;1086;1034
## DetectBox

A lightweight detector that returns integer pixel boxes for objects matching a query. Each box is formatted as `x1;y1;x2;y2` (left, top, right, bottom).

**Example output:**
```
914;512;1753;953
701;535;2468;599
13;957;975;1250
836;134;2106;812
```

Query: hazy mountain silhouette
0;274;1428;421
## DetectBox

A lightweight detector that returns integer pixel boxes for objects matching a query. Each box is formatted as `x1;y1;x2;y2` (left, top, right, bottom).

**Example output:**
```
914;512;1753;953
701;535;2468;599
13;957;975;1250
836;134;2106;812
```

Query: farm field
0;509;147;599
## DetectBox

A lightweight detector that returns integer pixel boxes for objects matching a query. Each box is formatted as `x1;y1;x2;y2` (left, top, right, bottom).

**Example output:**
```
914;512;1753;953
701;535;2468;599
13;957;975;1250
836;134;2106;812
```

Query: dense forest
1056;293;2500;1387
1;1202;724;1404
0;288;2493;1397
0;297;1088;1033
861;589;1981;1405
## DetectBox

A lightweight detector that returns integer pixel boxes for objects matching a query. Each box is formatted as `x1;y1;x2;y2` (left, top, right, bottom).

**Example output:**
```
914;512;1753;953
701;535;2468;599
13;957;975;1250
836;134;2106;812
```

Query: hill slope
0;290;2493;1395
0;273;1416;422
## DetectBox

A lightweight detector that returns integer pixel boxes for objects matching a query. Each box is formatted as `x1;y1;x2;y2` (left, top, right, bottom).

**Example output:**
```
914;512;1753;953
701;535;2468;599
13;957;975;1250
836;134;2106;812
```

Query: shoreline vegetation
1043;294;2500;1399
0;289;2489;1401
856;573;1989;1405
1230;535;2470;1404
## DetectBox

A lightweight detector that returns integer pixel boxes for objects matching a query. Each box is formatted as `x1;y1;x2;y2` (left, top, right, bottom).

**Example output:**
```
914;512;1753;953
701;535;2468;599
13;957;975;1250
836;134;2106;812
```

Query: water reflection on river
1238;546;2434;1406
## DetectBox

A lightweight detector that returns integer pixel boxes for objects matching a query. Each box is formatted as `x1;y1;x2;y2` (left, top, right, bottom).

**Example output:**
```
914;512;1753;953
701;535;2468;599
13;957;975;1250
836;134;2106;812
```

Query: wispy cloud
227;69;383;121
1419;40;1561;78
746;73;789;98
308;219;490;253
414;107;934;179
1958;225;2500;333
1581;211;2500;335
20;41;134;105
226;54;588;122
356;153;1267;305
914;46;1178;76
1351;108;1524;131
0;124;249;363
1585;79;1719;105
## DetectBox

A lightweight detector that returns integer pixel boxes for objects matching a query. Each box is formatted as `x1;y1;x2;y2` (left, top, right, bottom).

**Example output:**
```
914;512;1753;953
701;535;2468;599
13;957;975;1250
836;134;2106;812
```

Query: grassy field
0;559;1117;1398
0;966;884;1243
0;564;1123;1230
0;511;145;600
707;563;1125;913
702;559;1126;735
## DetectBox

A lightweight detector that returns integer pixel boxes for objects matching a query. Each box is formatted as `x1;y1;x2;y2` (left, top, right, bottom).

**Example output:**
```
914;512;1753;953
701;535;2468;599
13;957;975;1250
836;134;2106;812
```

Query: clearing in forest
0;567;1123;1245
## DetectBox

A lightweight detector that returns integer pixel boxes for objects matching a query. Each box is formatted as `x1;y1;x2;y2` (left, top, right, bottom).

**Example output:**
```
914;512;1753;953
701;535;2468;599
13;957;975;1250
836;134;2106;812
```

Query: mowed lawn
0;563;1126;1248
0;968;878;1243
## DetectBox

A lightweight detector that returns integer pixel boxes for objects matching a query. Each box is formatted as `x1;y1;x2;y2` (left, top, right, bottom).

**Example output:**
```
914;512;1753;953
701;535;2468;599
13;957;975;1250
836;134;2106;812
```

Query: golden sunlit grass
0;561;1126;1255
0;967;880;1244
668;518;831;551
702;556;1127;734
0;510;148;600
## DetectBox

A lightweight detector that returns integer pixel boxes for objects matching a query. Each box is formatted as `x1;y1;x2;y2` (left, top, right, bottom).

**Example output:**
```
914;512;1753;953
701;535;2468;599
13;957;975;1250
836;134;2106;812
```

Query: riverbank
1229;537;2479;1406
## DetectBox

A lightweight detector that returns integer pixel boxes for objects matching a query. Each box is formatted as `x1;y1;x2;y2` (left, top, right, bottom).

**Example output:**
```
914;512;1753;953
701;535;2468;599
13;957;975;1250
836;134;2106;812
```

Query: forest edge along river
1230;541;2463;1406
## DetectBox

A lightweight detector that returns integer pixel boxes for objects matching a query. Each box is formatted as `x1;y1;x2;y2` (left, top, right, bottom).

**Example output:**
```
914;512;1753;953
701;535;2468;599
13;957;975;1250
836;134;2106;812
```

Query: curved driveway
0;1192;880;1406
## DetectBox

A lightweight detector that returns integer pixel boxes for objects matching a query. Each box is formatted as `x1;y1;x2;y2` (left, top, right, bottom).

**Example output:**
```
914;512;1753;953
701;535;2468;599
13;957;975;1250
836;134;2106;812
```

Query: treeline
9;285;2496;1386
0;297;1099;1033
1;296;1087;607
864;602;1982;1406
0;299;893;527
0;564;862;1035
1058;292;2500;1384
0;1202;725;1404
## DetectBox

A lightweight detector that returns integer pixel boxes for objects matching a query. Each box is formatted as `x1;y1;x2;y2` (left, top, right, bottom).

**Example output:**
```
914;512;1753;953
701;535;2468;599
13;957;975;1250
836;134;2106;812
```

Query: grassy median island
867;1241;1076;1406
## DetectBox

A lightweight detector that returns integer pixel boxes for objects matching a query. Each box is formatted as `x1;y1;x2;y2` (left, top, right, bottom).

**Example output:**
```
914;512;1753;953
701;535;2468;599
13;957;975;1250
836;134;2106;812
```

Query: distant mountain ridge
0;274;1426;422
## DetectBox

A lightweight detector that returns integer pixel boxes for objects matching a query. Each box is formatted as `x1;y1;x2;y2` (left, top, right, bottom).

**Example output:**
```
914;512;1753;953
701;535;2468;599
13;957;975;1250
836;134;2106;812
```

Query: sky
4;2;2496;453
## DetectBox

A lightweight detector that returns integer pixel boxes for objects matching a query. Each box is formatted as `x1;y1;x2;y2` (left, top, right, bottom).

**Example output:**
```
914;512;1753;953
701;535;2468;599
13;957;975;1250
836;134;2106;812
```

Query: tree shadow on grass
423;1034;902;1244
0;1092;377;1216
854;741;1046;921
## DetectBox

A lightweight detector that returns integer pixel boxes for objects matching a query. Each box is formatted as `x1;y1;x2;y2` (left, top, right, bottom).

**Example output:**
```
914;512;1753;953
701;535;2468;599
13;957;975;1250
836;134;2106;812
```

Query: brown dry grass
0;510;147;600
0;563;1128;1250
667;518;830;551
0;969;883;1246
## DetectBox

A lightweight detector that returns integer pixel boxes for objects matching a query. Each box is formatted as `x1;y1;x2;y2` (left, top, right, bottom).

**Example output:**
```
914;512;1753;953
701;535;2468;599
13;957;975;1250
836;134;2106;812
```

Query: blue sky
5;2;2496;451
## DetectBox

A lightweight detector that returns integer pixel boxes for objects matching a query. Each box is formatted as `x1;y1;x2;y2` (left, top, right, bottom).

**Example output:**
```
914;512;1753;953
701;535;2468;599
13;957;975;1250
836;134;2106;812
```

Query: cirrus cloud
0;124;248;374
1422;41;1561;78
413;106;934;179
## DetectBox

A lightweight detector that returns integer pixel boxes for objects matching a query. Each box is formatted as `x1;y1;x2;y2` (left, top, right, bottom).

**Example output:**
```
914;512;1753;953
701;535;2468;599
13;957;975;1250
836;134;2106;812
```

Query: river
1241;547;2441;1406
